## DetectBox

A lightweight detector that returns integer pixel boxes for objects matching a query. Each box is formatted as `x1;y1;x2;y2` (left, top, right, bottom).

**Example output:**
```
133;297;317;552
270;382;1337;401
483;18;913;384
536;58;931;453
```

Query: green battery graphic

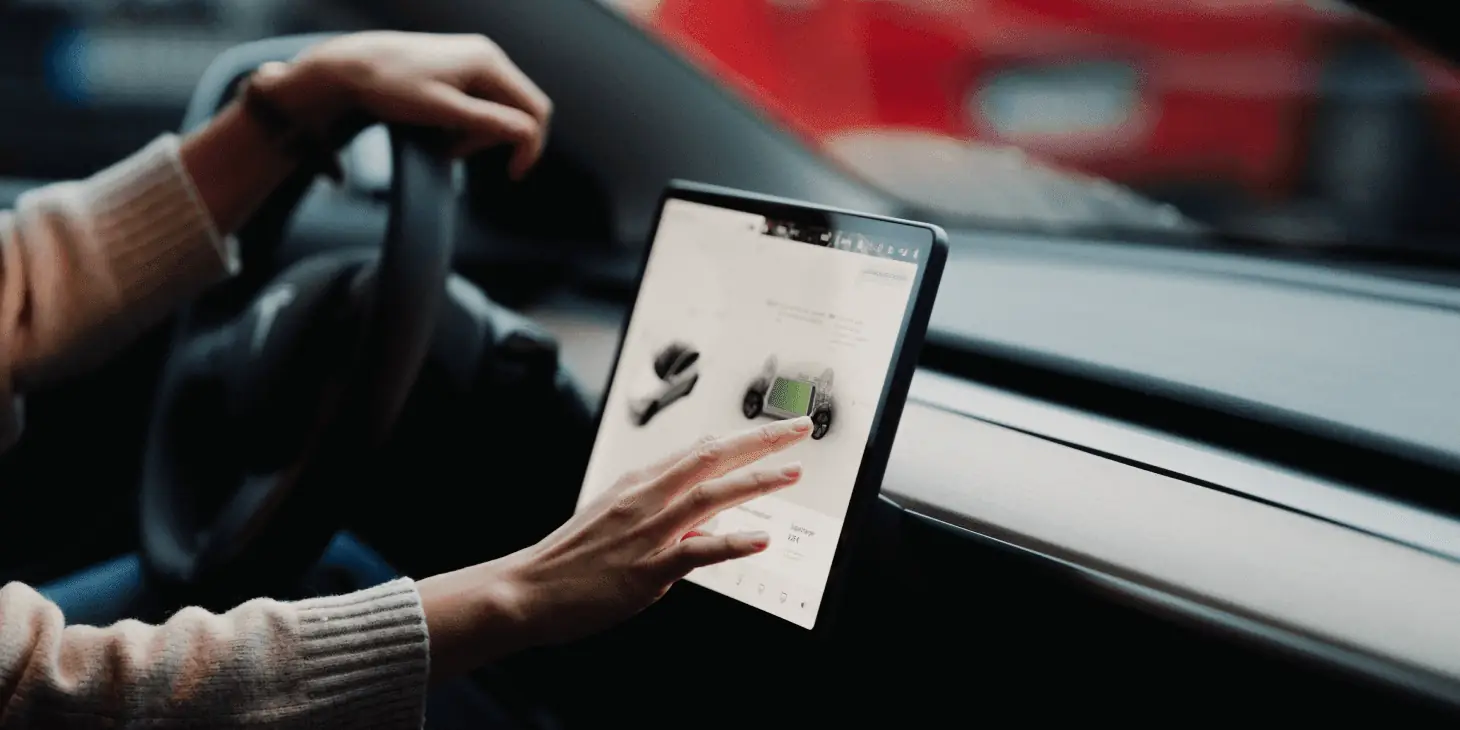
766;377;815;418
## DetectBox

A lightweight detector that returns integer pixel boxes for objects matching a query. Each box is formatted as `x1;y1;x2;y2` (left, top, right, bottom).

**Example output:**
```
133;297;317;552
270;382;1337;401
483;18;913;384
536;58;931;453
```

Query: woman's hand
183;31;553;234
260;31;554;177
418;417;812;678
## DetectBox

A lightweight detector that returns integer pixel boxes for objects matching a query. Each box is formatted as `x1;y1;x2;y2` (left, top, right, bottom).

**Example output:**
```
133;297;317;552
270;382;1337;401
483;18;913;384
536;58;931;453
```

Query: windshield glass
603;0;1460;253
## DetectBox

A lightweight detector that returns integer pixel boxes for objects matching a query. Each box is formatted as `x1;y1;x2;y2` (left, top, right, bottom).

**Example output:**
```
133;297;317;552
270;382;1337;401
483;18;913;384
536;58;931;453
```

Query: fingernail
788;417;812;433
780;462;802;478
746;531;771;549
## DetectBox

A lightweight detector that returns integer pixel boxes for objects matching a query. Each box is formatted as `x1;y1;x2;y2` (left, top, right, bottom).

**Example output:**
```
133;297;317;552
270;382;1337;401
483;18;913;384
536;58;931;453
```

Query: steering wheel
139;36;458;599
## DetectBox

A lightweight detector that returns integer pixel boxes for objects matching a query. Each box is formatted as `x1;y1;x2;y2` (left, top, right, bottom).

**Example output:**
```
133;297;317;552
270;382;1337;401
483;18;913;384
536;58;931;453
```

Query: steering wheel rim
139;38;459;591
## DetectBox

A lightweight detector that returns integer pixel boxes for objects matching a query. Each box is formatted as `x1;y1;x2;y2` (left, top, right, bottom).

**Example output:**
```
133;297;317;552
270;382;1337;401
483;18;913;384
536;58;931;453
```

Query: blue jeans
39;531;397;626
39;533;527;730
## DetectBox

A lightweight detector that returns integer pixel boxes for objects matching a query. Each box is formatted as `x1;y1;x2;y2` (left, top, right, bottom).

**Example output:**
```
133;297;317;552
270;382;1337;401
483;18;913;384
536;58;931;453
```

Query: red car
630;0;1460;234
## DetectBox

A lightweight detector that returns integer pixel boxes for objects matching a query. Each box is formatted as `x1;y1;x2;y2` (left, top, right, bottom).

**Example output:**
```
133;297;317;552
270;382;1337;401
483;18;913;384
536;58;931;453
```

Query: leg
36;532;397;626
303;530;403;595
37;553;156;627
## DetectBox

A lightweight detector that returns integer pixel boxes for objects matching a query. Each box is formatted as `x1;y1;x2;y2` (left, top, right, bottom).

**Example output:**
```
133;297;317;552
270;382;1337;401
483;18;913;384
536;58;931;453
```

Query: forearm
179;99;301;236
0;567;533;728
0;580;428;729
416;561;533;682
0;29;547;407
0;59;340;399
0;136;237;395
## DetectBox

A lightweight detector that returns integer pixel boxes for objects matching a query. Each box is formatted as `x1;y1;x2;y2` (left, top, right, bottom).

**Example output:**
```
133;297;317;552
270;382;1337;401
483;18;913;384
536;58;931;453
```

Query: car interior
4;0;1460;725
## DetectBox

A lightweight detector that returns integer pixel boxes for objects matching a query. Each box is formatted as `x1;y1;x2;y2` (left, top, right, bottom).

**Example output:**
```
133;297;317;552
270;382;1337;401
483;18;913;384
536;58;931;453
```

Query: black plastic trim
908;392;1460;565
919;332;1460;521
904;509;1460;712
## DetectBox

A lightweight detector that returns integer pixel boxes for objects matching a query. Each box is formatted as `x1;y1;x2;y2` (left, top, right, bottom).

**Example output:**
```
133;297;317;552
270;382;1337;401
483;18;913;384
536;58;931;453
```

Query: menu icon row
829;231;918;261
759;218;919;263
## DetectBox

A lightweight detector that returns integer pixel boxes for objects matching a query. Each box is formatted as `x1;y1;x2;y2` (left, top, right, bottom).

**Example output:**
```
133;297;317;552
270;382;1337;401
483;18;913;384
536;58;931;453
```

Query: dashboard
896;374;1460;696
526;285;1460;710
933;232;1460;477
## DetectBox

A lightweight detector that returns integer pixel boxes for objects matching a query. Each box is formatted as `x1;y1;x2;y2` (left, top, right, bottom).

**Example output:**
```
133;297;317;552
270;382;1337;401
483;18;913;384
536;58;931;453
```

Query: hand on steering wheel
256;31;553;174
419;417;812;678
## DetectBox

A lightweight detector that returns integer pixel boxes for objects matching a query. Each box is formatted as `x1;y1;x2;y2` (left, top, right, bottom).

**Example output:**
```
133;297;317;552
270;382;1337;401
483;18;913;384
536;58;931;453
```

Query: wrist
249;59;356;138
472;558;536;650
417;559;535;680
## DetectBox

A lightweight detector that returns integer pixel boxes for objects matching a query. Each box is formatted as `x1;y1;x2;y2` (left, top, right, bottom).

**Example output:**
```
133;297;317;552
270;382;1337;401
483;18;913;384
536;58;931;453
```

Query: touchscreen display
576;198;921;628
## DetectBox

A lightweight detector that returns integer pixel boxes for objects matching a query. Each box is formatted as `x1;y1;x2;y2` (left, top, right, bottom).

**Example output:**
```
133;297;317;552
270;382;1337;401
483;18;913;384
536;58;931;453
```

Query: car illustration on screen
742;356;834;440
628;341;701;426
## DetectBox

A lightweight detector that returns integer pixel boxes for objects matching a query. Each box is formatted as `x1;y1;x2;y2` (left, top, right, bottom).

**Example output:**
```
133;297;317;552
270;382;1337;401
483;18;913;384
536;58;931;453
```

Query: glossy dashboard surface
937;231;1460;465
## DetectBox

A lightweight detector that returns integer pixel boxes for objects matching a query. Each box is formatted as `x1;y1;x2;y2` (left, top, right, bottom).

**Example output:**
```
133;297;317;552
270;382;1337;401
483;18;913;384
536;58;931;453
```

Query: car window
601;0;1460;255
0;0;367;180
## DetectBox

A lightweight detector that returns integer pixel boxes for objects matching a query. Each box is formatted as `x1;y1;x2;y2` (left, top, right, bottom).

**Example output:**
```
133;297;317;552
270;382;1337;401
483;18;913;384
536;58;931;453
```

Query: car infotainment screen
575;186;942;630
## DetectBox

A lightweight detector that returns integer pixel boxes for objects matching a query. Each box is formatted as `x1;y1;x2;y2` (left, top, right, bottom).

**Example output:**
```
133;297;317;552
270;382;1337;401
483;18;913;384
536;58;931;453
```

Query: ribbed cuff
290;578;431;729
81;133;240;329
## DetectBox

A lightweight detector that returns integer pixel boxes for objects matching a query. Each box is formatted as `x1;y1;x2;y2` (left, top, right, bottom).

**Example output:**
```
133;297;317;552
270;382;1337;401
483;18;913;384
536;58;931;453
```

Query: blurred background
4;0;1460;251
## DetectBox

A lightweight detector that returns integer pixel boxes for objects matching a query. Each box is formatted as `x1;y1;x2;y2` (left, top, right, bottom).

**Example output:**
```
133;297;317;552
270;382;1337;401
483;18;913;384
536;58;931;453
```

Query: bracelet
236;63;352;182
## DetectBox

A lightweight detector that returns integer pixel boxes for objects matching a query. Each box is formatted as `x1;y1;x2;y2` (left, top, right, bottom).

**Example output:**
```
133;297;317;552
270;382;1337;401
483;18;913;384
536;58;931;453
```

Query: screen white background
578;199;917;627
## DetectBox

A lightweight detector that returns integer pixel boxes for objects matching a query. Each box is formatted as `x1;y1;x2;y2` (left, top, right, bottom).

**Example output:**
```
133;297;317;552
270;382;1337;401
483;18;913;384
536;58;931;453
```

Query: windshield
603;0;1460;255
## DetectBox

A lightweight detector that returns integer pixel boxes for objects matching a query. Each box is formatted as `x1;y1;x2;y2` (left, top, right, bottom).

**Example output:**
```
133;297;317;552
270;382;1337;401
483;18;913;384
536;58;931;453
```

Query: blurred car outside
613;0;1460;242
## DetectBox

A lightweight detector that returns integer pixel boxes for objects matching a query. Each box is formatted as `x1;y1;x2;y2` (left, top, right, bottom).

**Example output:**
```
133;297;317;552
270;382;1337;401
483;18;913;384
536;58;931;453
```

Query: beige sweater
0;136;431;727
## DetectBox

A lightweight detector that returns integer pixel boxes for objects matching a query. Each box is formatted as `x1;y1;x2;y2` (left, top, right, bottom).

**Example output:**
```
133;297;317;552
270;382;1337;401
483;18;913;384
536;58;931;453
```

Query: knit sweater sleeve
0;139;433;727
0;579;430;728
0;133;239;451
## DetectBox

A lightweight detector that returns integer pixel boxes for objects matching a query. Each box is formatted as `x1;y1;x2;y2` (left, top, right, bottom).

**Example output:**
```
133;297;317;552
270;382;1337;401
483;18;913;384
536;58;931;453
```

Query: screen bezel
581;179;948;638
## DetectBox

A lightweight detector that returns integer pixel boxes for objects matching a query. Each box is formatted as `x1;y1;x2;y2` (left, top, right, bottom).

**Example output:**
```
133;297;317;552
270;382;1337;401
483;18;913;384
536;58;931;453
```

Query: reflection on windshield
828;129;1196;233
605;0;1460;251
